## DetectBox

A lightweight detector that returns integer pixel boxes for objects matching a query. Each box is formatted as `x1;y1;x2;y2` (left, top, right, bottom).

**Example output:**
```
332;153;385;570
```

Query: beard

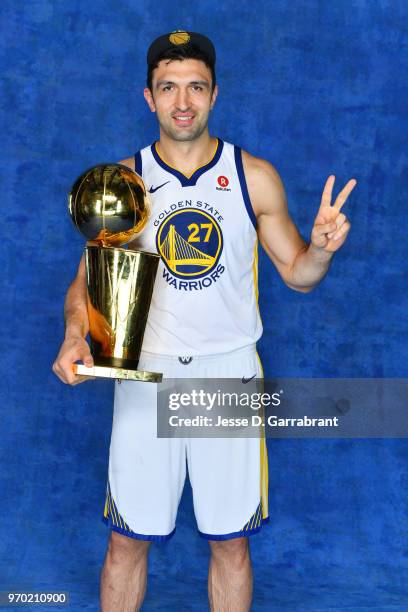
156;111;210;142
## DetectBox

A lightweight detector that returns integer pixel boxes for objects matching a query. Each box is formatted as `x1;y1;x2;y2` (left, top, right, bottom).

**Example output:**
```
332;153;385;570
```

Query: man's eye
192;85;203;91
162;85;172;91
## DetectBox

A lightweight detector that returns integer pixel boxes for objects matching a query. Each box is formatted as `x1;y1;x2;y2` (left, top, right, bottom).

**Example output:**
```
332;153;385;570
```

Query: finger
63;363;82;385
53;361;77;385
81;352;94;367
319;175;336;211
52;362;67;383
333;221;351;241
58;357;87;385
333;179;357;211
71;345;94;367
70;375;92;386
53;354;94;385
327;213;347;239
311;230;330;248
70;364;96;385
313;221;338;237
72;343;92;359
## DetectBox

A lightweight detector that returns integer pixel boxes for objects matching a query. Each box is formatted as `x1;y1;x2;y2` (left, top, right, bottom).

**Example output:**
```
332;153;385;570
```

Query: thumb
81;350;94;367
314;213;327;225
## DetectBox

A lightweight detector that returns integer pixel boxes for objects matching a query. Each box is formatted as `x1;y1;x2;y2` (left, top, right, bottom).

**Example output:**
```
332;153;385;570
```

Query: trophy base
73;363;162;383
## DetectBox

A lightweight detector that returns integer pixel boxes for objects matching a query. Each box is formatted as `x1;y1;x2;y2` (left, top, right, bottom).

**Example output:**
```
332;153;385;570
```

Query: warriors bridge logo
156;207;225;291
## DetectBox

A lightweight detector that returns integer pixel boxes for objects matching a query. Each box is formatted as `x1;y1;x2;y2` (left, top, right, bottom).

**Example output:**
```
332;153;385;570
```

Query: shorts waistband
139;343;257;364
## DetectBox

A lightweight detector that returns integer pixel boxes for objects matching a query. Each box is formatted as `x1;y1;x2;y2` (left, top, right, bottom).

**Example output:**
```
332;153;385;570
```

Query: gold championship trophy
68;163;162;382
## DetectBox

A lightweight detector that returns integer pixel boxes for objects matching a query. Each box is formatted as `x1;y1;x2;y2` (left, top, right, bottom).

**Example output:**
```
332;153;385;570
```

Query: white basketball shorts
102;343;269;541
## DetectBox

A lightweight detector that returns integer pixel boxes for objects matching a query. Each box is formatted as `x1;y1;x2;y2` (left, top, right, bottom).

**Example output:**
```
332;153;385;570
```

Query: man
53;30;356;611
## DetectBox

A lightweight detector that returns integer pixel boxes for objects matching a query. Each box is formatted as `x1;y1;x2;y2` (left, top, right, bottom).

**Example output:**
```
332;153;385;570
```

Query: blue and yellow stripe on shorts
237;351;270;535
256;355;269;522
102;481;176;542
103;481;132;532
253;237;269;522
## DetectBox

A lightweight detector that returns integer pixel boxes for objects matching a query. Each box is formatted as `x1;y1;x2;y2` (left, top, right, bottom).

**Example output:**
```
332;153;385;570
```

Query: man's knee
107;531;151;565
209;537;250;568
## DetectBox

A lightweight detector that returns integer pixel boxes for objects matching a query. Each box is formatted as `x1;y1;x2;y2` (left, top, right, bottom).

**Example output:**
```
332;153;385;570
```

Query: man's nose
175;88;190;110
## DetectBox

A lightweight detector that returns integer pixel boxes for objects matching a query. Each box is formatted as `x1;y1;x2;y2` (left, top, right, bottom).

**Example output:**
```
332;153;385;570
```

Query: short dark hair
146;45;216;93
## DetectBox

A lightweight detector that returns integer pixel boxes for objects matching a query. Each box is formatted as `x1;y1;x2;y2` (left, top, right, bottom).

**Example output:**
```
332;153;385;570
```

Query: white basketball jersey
130;137;263;355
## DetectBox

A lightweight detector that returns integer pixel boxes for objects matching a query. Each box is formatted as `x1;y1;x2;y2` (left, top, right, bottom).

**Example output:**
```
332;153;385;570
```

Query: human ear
210;84;218;110
143;87;156;112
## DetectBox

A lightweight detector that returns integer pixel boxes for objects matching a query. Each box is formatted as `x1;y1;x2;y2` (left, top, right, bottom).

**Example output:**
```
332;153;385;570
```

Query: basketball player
53;31;356;611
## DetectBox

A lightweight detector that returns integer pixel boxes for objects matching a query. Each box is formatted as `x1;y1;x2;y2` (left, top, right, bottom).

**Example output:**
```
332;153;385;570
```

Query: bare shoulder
118;156;135;171
241;149;287;217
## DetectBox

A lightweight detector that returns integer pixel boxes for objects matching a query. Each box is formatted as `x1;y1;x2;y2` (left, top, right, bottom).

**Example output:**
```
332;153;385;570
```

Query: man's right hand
52;335;94;385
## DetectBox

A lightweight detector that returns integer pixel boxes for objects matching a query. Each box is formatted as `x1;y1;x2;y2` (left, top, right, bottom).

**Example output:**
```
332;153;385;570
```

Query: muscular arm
243;152;334;293
52;253;94;384
64;254;89;338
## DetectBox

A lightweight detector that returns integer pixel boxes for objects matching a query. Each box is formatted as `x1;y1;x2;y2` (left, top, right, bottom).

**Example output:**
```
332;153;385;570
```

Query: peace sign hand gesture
311;175;356;253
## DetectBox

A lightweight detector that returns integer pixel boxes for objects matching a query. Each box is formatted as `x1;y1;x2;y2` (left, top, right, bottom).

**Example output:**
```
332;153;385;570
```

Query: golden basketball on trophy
68;163;162;382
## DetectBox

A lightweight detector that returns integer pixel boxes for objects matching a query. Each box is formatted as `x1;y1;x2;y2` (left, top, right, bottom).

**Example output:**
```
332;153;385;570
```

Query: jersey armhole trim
234;145;257;230
134;151;142;176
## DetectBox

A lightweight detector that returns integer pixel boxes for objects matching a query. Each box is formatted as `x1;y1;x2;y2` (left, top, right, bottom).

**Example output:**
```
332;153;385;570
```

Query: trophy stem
83;245;162;382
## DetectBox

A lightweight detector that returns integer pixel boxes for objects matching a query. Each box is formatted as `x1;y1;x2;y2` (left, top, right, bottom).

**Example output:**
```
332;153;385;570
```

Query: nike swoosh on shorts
242;374;256;384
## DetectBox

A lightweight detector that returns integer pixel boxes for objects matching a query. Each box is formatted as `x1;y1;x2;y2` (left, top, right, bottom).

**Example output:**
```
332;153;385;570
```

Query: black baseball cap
147;30;216;68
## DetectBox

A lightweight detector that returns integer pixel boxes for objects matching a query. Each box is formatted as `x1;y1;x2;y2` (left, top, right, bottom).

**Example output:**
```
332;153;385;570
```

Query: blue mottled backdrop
1;0;407;610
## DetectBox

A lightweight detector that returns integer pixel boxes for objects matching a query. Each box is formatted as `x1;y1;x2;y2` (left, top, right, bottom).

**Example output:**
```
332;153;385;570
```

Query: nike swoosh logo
148;181;170;193
242;374;256;384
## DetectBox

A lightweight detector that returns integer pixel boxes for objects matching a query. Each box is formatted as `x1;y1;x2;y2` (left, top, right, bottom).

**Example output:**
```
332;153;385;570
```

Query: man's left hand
311;175;356;253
